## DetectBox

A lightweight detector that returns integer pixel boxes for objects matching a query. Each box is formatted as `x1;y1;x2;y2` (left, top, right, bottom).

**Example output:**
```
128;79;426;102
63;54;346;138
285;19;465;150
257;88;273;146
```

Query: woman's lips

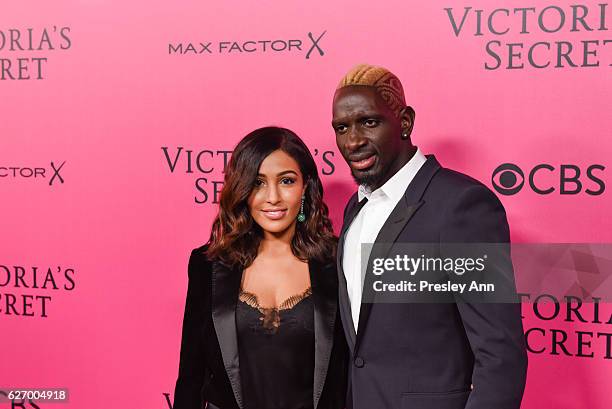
261;209;287;220
350;154;376;171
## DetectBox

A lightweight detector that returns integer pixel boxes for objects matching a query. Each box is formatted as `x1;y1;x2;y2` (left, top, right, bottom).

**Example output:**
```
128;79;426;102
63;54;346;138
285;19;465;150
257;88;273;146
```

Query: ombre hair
337;63;406;118
206;127;336;268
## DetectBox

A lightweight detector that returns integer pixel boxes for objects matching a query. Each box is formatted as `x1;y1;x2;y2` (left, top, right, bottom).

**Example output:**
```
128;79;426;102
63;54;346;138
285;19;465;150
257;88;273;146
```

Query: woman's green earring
297;195;306;222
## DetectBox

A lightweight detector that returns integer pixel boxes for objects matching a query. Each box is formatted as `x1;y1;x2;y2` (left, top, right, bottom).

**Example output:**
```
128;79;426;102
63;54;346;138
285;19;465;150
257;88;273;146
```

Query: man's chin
352;170;382;191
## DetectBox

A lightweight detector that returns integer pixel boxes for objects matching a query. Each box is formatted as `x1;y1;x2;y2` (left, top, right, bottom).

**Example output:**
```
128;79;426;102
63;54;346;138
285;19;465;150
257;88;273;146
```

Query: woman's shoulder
190;243;209;257
311;257;339;290
187;243;213;279
189;243;210;261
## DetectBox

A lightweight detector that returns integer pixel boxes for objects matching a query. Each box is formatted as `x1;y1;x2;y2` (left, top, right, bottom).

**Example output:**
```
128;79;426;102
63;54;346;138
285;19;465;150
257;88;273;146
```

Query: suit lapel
336;193;363;349
211;261;244;409
354;155;442;352
310;260;337;409
354;198;424;351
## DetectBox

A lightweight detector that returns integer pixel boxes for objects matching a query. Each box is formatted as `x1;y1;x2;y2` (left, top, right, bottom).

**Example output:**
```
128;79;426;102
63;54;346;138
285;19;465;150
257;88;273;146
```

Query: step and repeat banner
1;1;611;408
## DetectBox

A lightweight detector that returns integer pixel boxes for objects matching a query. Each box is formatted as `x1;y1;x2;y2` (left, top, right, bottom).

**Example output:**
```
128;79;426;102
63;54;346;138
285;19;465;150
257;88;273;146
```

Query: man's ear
400;106;416;139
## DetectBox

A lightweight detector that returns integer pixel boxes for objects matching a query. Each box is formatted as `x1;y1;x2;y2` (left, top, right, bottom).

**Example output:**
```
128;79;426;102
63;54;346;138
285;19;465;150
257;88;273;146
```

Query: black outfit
338;155;528;409
173;246;347;409
236;294;315;409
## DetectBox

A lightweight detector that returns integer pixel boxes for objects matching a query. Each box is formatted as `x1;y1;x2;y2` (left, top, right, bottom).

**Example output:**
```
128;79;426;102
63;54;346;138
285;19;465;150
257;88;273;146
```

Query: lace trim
238;287;312;311
238;287;312;333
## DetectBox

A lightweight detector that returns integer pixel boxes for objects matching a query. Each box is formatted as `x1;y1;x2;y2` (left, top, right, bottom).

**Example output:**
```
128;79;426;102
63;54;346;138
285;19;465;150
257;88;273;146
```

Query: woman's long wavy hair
206;127;337;268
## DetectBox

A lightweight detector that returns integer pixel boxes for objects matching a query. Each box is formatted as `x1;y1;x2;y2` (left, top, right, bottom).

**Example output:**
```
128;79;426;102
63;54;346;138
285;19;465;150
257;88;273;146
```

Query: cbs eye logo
491;164;524;195
492;163;605;196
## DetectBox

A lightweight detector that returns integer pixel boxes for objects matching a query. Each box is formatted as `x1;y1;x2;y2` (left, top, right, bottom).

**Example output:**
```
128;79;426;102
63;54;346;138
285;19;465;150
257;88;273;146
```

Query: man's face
332;85;405;190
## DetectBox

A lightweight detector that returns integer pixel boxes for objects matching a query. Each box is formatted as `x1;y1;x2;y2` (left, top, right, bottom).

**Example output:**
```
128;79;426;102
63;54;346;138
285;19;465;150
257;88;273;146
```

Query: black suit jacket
173;245;348;409
337;155;528;409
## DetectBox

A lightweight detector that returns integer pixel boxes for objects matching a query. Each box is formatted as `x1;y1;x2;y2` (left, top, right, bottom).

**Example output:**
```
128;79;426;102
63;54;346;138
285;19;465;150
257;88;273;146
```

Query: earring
297;195;306;222
401;131;409;140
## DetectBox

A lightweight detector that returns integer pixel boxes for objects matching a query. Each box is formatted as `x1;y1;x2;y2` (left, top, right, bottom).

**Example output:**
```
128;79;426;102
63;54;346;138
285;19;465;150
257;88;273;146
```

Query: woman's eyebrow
256;170;298;177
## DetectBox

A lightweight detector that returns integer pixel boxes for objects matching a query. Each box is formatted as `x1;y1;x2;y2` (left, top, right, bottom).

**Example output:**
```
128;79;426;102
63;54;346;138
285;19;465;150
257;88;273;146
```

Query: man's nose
344;128;367;152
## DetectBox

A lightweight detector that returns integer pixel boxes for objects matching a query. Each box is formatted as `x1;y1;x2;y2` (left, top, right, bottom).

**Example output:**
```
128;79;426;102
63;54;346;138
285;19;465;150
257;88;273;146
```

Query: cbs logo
492;163;605;196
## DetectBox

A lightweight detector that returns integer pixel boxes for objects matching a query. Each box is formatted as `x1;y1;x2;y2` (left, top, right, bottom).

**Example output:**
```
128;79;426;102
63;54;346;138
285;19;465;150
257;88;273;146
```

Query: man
332;64;527;409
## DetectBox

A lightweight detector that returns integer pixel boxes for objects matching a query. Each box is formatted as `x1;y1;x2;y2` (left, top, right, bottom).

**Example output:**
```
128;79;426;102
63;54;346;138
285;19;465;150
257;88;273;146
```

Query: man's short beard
351;156;398;191
352;170;385;191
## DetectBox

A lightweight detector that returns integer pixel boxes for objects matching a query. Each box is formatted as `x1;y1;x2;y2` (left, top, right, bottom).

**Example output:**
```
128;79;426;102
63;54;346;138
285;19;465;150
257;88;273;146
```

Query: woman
173;127;347;409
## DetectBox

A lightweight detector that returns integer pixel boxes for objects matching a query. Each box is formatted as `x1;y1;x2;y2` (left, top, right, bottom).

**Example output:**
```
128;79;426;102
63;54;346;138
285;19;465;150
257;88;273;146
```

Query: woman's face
248;149;305;236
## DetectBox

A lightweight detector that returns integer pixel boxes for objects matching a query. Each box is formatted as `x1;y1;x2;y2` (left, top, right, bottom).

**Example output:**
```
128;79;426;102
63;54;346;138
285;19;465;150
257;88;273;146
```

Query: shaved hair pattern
337;64;406;117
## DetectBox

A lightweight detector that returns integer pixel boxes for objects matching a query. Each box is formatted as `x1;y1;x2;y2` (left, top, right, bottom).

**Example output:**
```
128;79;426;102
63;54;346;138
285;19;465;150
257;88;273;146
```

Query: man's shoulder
432;166;489;191
428;166;503;208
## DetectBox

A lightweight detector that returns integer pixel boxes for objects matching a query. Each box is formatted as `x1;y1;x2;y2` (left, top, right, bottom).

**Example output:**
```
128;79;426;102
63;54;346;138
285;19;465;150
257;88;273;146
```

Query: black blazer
173;245;348;409
337;155;528;409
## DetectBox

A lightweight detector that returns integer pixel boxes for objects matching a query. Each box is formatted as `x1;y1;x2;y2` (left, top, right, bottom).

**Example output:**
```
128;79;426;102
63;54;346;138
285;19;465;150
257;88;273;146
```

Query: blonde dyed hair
337;64;406;117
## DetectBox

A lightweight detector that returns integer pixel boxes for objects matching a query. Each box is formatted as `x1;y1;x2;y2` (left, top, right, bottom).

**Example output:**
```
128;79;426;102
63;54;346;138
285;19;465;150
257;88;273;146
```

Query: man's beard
351;155;398;191
351;169;385;191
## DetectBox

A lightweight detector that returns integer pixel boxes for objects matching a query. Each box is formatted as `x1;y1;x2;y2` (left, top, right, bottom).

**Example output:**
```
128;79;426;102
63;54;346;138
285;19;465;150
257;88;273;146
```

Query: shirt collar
357;148;427;203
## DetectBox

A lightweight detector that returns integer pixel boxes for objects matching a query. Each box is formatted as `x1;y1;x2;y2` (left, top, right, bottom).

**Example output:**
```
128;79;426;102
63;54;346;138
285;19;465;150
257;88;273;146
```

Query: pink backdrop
2;1;611;408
